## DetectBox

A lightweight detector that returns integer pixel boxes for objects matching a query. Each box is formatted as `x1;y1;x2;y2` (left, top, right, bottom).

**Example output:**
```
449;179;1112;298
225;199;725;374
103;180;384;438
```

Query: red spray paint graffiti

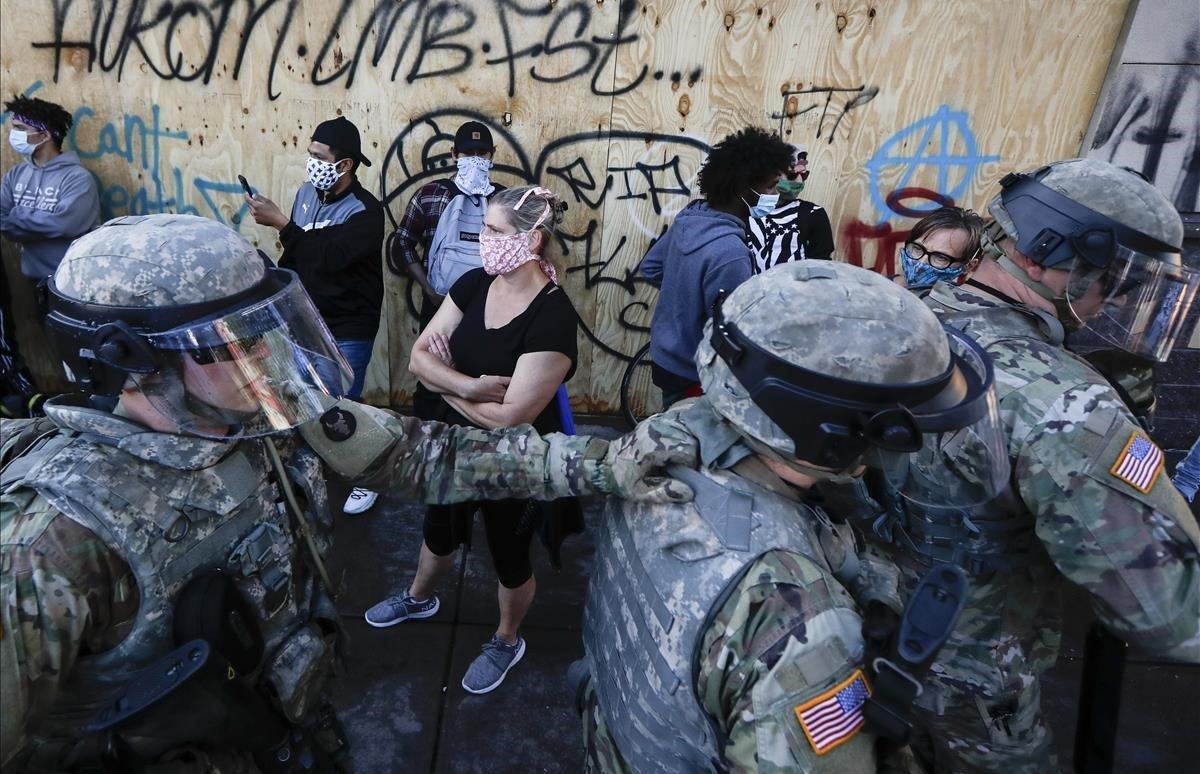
841;187;955;275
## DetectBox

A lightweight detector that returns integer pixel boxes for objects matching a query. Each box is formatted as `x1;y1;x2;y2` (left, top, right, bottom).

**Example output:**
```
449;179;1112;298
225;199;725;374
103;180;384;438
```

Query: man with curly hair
1;95;99;280
640;126;791;408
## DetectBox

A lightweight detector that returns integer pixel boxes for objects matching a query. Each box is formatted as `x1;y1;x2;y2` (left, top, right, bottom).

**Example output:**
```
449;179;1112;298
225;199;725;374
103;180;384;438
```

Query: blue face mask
901;246;967;287
743;191;780;218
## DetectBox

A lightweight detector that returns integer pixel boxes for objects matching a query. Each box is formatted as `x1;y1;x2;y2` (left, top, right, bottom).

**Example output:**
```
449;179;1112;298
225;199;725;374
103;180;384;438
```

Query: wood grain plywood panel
0;0;1131;411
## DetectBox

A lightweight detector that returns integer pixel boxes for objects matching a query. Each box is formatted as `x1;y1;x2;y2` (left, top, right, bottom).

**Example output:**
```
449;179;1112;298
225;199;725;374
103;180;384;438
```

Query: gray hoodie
640;201;753;383
0;152;101;279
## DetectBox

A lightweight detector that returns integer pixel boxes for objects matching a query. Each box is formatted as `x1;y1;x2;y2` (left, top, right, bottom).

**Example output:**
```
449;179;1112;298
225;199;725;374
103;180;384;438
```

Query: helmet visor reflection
133;273;351;438
871;328;1011;507
1067;247;1200;362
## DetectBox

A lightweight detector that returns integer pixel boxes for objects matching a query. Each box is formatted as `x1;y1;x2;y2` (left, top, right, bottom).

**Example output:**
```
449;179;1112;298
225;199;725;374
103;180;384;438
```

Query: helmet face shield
870;328;1010;507
997;171;1193;361
711;289;1009;496
128;272;351;438
1067;247;1199;361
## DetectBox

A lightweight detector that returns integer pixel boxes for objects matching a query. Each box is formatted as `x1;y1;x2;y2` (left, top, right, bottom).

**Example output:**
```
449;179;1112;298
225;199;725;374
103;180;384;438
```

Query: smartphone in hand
238;175;254;197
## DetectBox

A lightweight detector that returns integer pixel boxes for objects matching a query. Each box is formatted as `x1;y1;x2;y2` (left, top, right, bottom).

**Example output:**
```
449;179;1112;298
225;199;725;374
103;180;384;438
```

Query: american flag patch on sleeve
794;669;870;755
1110;432;1165;493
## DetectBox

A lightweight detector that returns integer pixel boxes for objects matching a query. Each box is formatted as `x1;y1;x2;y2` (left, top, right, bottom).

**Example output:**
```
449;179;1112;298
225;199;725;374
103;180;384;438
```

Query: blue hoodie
640;201;753;383
0;152;100;279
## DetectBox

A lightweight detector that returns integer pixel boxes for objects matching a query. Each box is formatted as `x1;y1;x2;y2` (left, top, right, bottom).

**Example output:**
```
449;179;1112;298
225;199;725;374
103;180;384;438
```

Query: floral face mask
478;188;558;283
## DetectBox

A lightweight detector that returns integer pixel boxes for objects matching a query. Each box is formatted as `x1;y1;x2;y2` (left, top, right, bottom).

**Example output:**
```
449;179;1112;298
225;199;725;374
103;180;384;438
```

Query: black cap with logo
454;121;495;152
312;116;372;167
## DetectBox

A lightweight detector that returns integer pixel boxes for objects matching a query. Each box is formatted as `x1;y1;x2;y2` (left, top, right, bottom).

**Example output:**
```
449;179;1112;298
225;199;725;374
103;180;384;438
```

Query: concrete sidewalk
326;425;1196;774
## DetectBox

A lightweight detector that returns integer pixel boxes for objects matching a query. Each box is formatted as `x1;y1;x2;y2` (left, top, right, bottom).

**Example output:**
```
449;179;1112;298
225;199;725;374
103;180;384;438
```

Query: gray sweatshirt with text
0;152;101;279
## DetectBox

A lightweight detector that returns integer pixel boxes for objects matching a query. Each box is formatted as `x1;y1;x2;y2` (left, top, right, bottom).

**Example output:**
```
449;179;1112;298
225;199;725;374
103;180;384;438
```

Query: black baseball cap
312;116;372;167
454;121;495;152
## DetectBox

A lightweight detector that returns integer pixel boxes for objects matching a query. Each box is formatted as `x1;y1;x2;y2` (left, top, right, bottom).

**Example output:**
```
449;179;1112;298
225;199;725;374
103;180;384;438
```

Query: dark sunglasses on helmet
186;333;266;365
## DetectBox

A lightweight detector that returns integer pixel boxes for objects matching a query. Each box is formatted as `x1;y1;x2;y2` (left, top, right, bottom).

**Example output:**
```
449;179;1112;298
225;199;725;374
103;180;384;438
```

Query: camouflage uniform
580;399;873;774
0;214;693;771
0;398;681;771
577;261;992;772
891;281;1196;772
819;161;1200;772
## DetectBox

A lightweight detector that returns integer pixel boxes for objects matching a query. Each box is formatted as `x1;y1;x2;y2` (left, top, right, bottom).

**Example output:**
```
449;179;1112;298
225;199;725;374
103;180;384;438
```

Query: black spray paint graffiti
379;109;711;362
772;84;881;144
33;0;663;101
1089;40;1200;213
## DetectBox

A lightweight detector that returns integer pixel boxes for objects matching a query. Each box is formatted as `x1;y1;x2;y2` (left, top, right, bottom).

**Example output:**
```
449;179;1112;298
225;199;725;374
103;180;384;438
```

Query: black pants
423;500;535;588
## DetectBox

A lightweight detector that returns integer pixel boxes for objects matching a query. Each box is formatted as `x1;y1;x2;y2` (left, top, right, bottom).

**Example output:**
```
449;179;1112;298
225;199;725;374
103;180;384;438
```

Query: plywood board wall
1;0;1130;412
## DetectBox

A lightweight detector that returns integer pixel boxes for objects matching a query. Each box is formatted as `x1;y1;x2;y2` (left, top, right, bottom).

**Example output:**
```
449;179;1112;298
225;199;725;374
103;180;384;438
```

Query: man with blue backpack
394;121;505;438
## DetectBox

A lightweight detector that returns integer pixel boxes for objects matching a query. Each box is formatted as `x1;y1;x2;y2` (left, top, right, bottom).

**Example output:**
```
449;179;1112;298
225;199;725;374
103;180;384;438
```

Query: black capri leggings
423;499;534;589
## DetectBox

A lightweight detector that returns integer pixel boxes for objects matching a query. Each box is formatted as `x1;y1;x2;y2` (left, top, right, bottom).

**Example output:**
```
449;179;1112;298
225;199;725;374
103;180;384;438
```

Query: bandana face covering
306;157;345;191
478;188;558;283
901;245;968;287
454;155;495;196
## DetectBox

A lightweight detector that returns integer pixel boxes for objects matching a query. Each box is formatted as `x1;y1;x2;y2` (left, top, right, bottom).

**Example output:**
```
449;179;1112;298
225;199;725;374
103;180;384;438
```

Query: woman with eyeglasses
893;206;985;290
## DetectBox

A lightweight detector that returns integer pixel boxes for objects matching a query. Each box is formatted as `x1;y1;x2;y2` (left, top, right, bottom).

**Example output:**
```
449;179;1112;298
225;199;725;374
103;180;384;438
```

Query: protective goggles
710;301;1009;503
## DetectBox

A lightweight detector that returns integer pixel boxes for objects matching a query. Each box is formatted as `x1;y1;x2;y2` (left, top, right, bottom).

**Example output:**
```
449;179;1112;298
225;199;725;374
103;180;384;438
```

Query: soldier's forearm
300;399;610;502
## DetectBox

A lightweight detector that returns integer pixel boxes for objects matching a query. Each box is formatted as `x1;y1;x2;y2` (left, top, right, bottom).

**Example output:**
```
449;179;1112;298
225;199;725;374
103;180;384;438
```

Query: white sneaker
343;487;378;514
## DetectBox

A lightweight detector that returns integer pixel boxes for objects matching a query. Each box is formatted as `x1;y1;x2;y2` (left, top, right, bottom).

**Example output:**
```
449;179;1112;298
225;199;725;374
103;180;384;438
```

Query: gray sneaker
364;594;440;628
461;635;526;694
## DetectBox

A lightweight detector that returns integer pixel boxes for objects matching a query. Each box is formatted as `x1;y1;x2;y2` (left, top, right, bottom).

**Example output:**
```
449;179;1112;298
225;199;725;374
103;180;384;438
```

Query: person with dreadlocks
640;126;792;409
1;95;100;280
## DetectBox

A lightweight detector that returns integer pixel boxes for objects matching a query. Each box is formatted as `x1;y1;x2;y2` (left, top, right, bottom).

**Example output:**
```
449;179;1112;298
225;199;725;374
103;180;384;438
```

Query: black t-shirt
425;268;578;432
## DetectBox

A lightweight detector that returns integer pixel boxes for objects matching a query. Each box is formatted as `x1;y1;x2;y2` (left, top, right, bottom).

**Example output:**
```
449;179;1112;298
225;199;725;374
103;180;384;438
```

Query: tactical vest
582;462;851;772
0;400;338;764
835;286;1063;577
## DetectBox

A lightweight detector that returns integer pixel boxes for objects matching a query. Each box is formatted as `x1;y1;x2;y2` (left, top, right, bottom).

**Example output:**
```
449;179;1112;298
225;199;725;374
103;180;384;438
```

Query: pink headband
515;186;556;231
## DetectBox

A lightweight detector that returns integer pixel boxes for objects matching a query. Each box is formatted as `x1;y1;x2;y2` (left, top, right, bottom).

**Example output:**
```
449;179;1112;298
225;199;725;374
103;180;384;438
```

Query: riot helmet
986;159;1197;361
46;214;351;438
697;261;1008;505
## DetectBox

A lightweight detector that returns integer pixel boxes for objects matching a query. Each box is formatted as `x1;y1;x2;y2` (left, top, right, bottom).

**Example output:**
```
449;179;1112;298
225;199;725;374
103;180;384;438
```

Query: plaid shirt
394;180;456;269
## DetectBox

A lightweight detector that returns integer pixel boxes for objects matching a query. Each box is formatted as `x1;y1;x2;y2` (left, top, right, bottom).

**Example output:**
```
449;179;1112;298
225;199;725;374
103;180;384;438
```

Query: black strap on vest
861;564;968;743
73;638;344;773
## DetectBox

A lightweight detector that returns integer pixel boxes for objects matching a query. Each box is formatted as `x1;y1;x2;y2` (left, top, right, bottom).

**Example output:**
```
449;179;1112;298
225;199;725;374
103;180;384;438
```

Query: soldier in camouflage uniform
575;260;1008;772
816;159;1200;772
0;214;694;772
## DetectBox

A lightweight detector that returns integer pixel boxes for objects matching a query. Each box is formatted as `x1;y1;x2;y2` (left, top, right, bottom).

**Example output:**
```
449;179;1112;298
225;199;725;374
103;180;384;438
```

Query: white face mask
306;156;346;191
454;155;494;196
9;129;46;157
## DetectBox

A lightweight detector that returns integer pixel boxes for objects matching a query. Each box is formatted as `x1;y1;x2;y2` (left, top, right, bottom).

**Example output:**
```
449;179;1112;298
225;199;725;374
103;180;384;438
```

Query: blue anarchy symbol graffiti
866;105;1000;218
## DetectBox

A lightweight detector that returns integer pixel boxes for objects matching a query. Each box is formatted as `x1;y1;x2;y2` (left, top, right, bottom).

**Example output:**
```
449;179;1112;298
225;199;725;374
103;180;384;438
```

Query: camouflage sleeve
1014;381;1200;659
1;494;132;765
694;550;875;773
299;399;696;504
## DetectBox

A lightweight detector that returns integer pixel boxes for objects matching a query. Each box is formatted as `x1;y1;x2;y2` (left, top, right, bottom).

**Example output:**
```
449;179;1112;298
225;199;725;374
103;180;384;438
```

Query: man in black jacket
247;115;385;513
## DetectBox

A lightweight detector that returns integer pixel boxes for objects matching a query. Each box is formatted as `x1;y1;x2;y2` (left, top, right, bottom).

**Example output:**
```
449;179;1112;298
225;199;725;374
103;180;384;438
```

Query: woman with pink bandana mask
364;185;581;694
